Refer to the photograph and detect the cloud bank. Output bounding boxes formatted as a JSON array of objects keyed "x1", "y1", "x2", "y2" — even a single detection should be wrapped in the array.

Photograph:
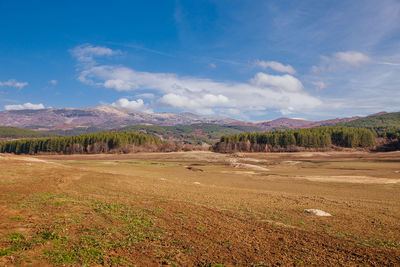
[
  {"x1": 111, "y1": 98, "x2": 153, "y2": 113},
  {"x1": 4, "y1": 103, "x2": 44, "y2": 110},
  {"x1": 71, "y1": 45, "x2": 321, "y2": 117},
  {"x1": 254, "y1": 60, "x2": 296, "y2": 74},
  {"x1": 0, "y1": 79, "x2": 28, "y2": 89},
  {"x1": 334, "y1": 51, "x2": 372, "y2": 66}
]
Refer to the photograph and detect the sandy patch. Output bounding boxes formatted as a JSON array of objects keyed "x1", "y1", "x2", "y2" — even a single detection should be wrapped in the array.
[
  {"x1": 221, "y1": 171, "x2": 257, "y2": 175},
  {"x1": 297, "y1": 175, "x2": 400, "y2": 184},
  {"x1": 227, "y1": 158, "x2": 269, "y2": 171},
  {"x1": 282, "y1": 160, "x2": 301, "y2": 165}
]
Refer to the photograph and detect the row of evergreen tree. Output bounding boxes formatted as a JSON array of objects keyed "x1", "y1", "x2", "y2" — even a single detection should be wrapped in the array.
[
  {"x1": 216, "y1": 127, "x2": 375, "y2": 149},
  {"x1": 0, "y1": 132, "x2": 161, "y2": 154}
]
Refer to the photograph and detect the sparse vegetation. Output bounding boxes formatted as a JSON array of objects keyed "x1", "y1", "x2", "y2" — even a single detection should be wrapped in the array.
[{"x1": 1, "y1": 150, "x2": 400, "y2": 265}]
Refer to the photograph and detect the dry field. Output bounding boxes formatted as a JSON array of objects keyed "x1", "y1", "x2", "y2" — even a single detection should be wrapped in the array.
[{"x1": 1, "y1": 151, "x2": 400, "y2": 266}]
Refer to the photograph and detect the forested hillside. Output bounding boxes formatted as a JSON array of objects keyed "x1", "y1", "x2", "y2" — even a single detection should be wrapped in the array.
[
  {"x1": 214, "y1": 127, "x2": 375, "y2": 152},
  {"x1": 0, "y1": 126, "x2": 57, "y2": 139},
  {"x1": 341, "y1": 112, "x2": 400, "y2": 132},
  {"x1": 0, "y1": 132, "x2": 161, "y2": 154},
  {"x1": 117, "y1": 123, "x2": 264, "y2": 144}
]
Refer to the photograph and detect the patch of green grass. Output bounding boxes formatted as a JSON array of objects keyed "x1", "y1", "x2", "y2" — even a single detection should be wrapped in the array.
[
  {"x1": 361, "y1": 238, "x2": 399, "y2": 248},
  {"x1": 10, "y1": 217, "x2": 23, "y2": 221},
  {"x1": 38, "y1": 230, "x2": 59, "y2": 241},
  {"x1": 294, "y1": 259, "x2": 304, "y2": 265},
  {"x1": 17, "y1": 193, "x2": 75, "y2": 209},
  {"x1": 197, "y1": 225, "x2": 206, "y2": 231},
  {"x1": 44, "y1": 234, "x2": 105, "y2": 265},
  {"x1": 0, "y1": 232, "x2": 33, "y2": 257},
  {"x1": 110, "y1": 256, "x2": 129, "y2": 264},
  {"x1": 9, "y1": 233, "x2": 32, "y2": 250},
  {"x1": 43, "y1": 199, "x2": 161, "y2": 265},
  {"x1": 335, "y1": 231, "x2": 351, "y2": 237},
  {"x1": 0, "y1": 248, "x2": 15, "y2": 256}
]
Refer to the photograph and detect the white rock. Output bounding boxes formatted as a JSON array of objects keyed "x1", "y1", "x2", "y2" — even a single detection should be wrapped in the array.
[
  {"x1": 304, "y1": 209, "x2": 332, "y2": 216},
  {"x1": 160, "y1": 178, "x2": 167, "y2": 181},
  {"x1": 193, "y1": 182, "x2": 201, "y2": 185}
]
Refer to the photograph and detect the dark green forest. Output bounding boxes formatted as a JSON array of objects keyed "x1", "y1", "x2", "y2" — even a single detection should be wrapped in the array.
[
  {"x1": 0, "y1": 126, "x2": 57, "y2": 138},
  {"x1": 341, "y1": 112, "x2": 400, "y2": 134},
  {"x1": 0, "y1": 132, "x2": 161, "y2": 154},
  {"x1": 214, "y1": 127, "x2": 376, "y2": 152}
]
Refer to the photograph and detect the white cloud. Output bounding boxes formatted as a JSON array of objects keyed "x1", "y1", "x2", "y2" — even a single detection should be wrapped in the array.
[
  {"x1": 4, "y1": 103, "x2": 44, "y2": 111},
  {"x1": 209, "y1": 63, "x2": 216, "y2": 69},
  {"x1": 377, "y1": 61, "x2": 400, "y2": 66},
  {"x1": 280, "y1": 107, "x2": 295, "y2": 115},
  {"x1": 83, "y1": 65, "x2": 320, "y2": 116},
  {"x1": 334, "y1": 51, "x2": 372, "y2": 66},
  {"x1": 111, "y1": 98, "x2": 153, "y2": 113},
  {"x1": 70, "y1": 44, "x2": 120, "y2": 64},
  {"x1": 0, "y1": 79, "x2": 28, "y2": 89},
  {"x1": 254, "y1": 60, "x2": 296, "y2": 74},
  {"x1": 73, "y1": 44, "x2": 322, "y2": 117},
  {"x1": 160, "y1": 93, "x2": 229, "y2": 115},
  {"x1": 312, "y1": 51, "x2": 372, "y2": 73},
  {"x1": 49, "y1": 80, "x2": 58, "y2": 85},
  {"x1": 311, "y1": 81, "x2": 327, "y2": 90},
  {"x1": 136, "y1": 93, "x2": 155, "y2": 99},
  {"x1": 250, "y1": 72, "x2": 303, "y2": 92}
]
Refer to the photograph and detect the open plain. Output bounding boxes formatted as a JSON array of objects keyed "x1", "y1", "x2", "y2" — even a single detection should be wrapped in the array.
[{"x1": 1, "y1": 151, "x2": 400, "y2": 266}]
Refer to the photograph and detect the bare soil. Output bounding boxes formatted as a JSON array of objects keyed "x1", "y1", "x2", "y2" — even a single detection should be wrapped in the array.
[{"x1": 1, "y1": 151, "x2": 400, "y2": 266}]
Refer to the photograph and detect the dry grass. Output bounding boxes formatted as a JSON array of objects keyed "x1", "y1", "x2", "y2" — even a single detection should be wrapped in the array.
[{"x1": 0, "y1": 151, "x2": 400, "y2": 265}]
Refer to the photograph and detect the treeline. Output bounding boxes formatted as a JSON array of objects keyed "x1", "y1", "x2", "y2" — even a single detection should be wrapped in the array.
[
  {"x1": 375, "y1": 128, "x2": 400, "y2": 151},
  {"x1": 0, "y1": 126, "x2": 57, "y2": 138},
  {"x1": 0, "y1": 132, "x2": 162, "y2": 155},
  {"x1": 213, "y1": 127, "x2": 376, "y2": 152}
]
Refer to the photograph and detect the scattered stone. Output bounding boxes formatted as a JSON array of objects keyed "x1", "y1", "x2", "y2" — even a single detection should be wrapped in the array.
[
  {"x1": 160, "y1": 178, "x2": 167, "y2": 181},
  {"x1": 304, "y1": 209, "x2": 332, "y2": 216},
  {"x1": 186, "y1": 166, "x2": 204, "y2": 172},
  {"x1": 193, "y1": 182, "x2": 201, "y2": 185}
]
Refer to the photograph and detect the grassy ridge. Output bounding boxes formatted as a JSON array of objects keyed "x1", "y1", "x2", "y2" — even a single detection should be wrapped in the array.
[
  {"x1": 341, "y1": 112, "x2": 400, "y2": 132},
  {"x1": 0, "y1": 126, "x2": 57, "y2": 138}
]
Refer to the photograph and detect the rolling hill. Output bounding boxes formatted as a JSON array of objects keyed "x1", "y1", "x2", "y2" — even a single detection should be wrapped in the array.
[
  {"x1": 0, "y1": 126, "x2": 57, "y2": 140},
  {"x1": 0, "y1": 106, "x2": 238, "y2": 130},
  {"x1": 340, "y1": 112, "x2": 400, "y2": 131},
  {"x1": 116, "y1": 123, "x2": 264, "y2": 144}
]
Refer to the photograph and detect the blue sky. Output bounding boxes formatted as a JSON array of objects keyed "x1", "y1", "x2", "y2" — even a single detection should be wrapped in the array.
[{"x1": 1, "y1": 0, "x2": 400, "y2": 121}]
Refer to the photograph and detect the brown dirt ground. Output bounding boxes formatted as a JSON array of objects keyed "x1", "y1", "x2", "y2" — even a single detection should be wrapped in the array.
[{"x1": 0, "y1": 151, "x2": 400, "y2": 266}]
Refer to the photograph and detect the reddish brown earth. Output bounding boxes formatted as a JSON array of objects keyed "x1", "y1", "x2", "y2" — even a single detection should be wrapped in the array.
[{"x1": 0, "y1": 151, "x2": 399, "y2": 266}]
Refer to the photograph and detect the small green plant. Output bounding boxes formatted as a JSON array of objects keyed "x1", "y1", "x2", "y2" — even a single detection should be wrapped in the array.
[
  {"x1": 294, "y1": 259, "x2": 304, "y2": 265},
  {"x1": 110, "y1": 256, "x2": 129, "y2": 264},
  {"x1": 38, "y1": 230, "x2": 59, "y2": 241},
  {"x1": 197, "y1": 225, "x2": 206, "y2": 231},
  {"x1": 0, "y1": 248, "x2": 14, "y2": 256}
]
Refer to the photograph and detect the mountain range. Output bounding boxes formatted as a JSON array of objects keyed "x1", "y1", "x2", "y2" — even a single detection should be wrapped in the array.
[{"x1": 0, "y1": 106, "x2": 386, "y2": 132}]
